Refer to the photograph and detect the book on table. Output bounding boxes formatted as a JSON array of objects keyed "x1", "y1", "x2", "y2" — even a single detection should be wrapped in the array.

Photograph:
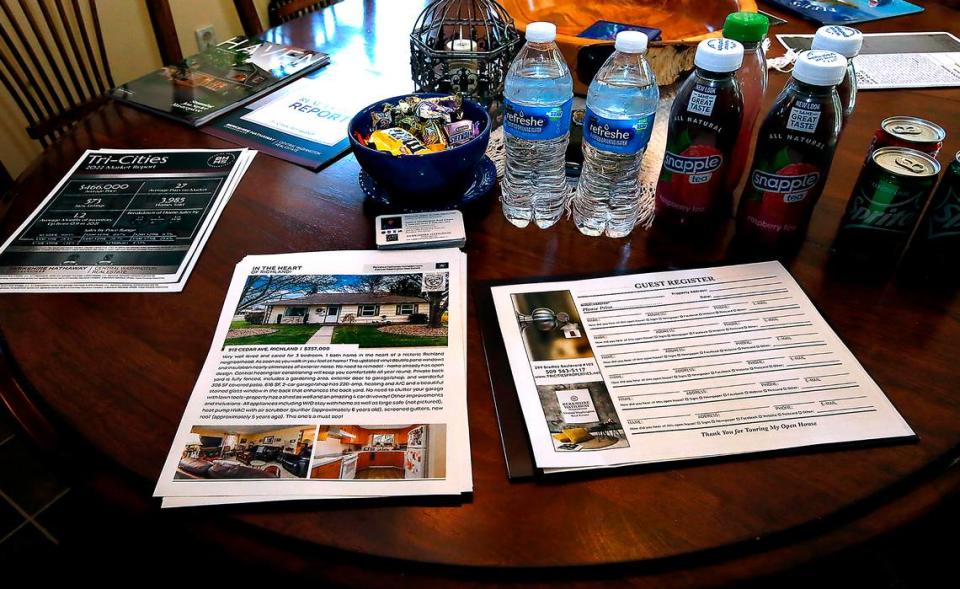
[{"x1": 111, "y1": 36, "x2": 329, "y2": 127}]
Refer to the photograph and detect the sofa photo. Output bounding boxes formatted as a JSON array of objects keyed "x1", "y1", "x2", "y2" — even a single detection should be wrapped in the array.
[{"x1": 175, "y1": 458, "x2": 281, "y2": 479}]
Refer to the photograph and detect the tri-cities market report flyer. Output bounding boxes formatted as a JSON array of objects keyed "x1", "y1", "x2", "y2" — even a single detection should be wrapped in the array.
[{"x1": 0, "y1": 148, "x2": 256, "y2": 292}]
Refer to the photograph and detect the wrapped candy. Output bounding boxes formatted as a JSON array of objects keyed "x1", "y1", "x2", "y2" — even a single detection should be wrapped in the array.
[
  {"x1": 422, "y1": 94, "x2": 462, "y2": 116},
  {"x1": 370, "y1": 110, "x2": 393, "y2": 131},
  {"x1": 415, "y1": 100, "x2": 456, "y2": 123},
  {"x1": 363, "y1": 93, "x2": 476, "y2": 156},
  {"x1": 420, "y1": 119, "x2": 448, "y2": 149},
  {"x1": 369, "y1": 128, "x2": 431, "y2": 156},
  {"x1": 443, "y1": 119, "x2": 479, "y2": 147}
]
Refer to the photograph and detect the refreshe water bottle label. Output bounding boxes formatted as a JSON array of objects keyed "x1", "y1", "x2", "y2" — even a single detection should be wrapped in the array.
[
  {"x1": 786, "y1": 103, "x2": 822, "y2": 133},
  {"x1": 583, "y1": 109, "x2": 655, "y2": 154},
  {"x1": 503, "y1": 98, "x2": 573, "y2": 141}
]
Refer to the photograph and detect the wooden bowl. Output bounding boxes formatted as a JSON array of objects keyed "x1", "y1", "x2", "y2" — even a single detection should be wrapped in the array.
[{"x1": 500, "y1": 0, "x2": 759, "y2": 91}]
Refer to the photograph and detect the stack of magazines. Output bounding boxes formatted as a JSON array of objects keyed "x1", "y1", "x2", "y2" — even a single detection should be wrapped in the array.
[
  {"x1": 112, "y1": 36, "x2": 329, "y2": 126},
  {"x1": 154, "y1": 249, "x2": 471, "y2": 507}
]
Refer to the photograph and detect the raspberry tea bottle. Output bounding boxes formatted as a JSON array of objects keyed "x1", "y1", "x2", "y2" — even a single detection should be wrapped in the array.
[
  {"x1": 722, "y1": 11, "x2": 769, "y2": 195},
  {"x1": 735, "y1": 50, "x2": 847, "y2": 251},
  {"x1": 654, "y1": 38, "x2": 744, "y2": 228}
]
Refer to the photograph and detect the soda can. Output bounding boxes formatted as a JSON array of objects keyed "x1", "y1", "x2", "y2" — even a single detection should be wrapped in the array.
[
  {"x1": 869, "y1": 116, "x2": 946, "y2": 159},
  {"x1": 908, "y1": 150, "x2": 960, "y2": 268},
  {"x1": 834, "y1": 146, "x2": 941, "y2": 263}
]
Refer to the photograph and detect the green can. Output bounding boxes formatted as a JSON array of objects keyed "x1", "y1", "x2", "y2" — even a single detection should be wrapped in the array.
[
  {"x1": 908, "y1": 151, "x2": 960, "y2": 267},
  {"x1": 834, "y1": 146, "x2": 941, "y2": 263}
]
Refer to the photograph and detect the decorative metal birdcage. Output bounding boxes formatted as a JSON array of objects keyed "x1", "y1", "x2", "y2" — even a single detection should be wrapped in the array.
[{"x1": 409, "y1": 0, "x2": 521, "y2": 107}]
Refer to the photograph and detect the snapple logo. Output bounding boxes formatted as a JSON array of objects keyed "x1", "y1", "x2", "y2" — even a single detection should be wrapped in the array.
[
  {"x1": 506, "y1": 110, "x2": 546, "y2": 128},
  {"x1": 752, "y1": 169, "x2": 821, "y2": 194},
  {"x1": 664, "y1": 151, "x2": 723, "y2": 175}
]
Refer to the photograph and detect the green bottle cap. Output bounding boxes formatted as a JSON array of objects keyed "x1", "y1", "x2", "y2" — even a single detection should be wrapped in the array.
[{"x1": 723, "y1": 12, "x2": 769, "y2": 43}]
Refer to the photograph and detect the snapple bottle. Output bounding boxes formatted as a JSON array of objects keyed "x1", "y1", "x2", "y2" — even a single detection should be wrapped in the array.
[
  {"x1": 736, "y1": 50, "x2": 847, "y2": 251},
  {"x1": 722, "y1": 11, "x2": 769, "y2": 194},
  {"x1": 655, "y1": 38, "x2": 744, "y2": 228}
]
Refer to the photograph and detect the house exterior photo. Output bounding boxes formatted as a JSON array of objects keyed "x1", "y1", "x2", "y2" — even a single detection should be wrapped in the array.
[{"x1": 263, "y1": 293, "x2": 429, "y2": 325}]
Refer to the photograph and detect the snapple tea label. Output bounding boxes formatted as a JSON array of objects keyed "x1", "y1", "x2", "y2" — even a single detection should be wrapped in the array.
[
  {"x1": 737, "y1": 50, "x2": 846, "y2": 249},
  {"x1": 503, "y1": 98, "x2": 573, "y2": 141},
  {"x1": 655, "y1": 38, "x2": 744, "y2": 226}
]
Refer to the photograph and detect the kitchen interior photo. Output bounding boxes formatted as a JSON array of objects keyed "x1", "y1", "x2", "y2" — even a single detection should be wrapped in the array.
[{"x1": 309, "y1": 424, "x2": 446, "y2": 480}]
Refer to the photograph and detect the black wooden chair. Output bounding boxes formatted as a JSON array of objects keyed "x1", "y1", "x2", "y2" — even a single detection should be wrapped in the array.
[
  {"x1": 0, "y1": 0, "x2": 120, "y2": 148},
  {"x1": 0, "y1": 0, "x2": 266, "y2": 167},
  {"x1": 267, "y1": 0, "x2": 341, "y2": 27}
]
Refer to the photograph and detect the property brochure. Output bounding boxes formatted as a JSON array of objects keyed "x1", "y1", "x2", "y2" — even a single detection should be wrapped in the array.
[
  {"x1": 154, "y1": 249, "x2": 470, "y2": 505},
  {"x1": 162, "y1": 261, "x2": 467, "y2": 508},
  {"x1": 0, "y1": 148, "x2": 256, "y2": 293},
  {"x1": 489, "y1": 261, "x2": 915, "y2": 472},
  {"x1": 762, "y1": 0, "x2": 923, "y2": 25},
  {"x1": 111, "y1": 36, "x2": 329, "y2": 127},
  {"x1": 205, "y1": 61, "x2": 411, "y2": 170},
  {"x1": 778, "y1": 31, "x2": 960, "y2": 90}
]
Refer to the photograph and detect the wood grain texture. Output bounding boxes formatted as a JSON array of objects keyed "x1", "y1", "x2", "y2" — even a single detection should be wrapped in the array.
[{"x1": 0, "y1": 0, "x2": 958, "y2": 583}]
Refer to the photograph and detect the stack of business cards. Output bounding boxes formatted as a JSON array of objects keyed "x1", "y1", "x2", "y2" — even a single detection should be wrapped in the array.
[{"x1": 375, "y1": 210, "x2": 466, "y2": 250}]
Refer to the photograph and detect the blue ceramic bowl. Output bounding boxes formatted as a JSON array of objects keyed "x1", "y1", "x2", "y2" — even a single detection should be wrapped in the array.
[{"x1": 348, "y1": 93, "x2": 491, "y2": 205}]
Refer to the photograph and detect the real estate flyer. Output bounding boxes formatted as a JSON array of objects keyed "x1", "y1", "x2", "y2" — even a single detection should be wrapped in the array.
[
  {"x1": 204, "y1": 61, "x2": 412, "y2": 170},
  {"x1": 0, "y1": 148, "x2": 256, "y2": 292},
  {"x1": 490, "y1": 261, "x2": 916, "y2": 471},
  {"x1": 154, "y1": 249, "x2": 470, "y2": 504}
]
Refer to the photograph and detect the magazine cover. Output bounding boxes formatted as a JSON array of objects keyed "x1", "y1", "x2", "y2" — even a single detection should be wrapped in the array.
[
  {"x1": 204, "y1": 61, "x2": 411, "y2": 170},
  {"x1": 762, "y1": 0, "x2": 923, "y2": 25},
  {"x1": 111, "y1": 36, "x2": 328, "y2": 126}
]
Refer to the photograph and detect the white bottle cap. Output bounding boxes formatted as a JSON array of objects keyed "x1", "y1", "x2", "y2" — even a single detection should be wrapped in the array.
[
  {"x1": 526, "y1": 22, "x2": 557, "y2": 43},
  {"x1": 812, "y1": 25, "x2": 863, "y2": 58},
  {"x1": 793, "y1": 50, "x2": 847, "y2": 86},
  {"x1": 694, "y1": 38, "x2": 744, "y2": 73},
  {"x1": 614, "y1": 31, "x2": 648, "y2": 53}
]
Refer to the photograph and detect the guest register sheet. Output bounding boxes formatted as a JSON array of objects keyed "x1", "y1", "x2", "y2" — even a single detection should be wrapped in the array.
[{"x1": 491, "y1": 261, "x2": 915, "y2": 471}]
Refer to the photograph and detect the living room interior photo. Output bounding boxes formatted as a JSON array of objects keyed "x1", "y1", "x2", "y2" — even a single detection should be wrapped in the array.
[{"x1": 175, "y1": 425, "x2": 317, "y2": 479}]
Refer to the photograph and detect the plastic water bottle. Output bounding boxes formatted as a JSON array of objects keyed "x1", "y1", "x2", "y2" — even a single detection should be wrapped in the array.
[
  {"x1": 572, "y1": 31, "x2": 659, "y2": 237},
  {"x1": 501, "y1": 22, "x2": 574, "y2": 229},
  {"x1": 812, "y1": 25, "x2": 862, "y2": 124}
]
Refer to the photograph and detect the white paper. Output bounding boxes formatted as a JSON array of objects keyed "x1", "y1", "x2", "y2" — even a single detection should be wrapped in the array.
[
  {"x1": 853, "y1": 52, "x2": 960, "y2": 89},
  {"x1": 777, "y1": 32, "x2": 960, "y2": 90},
  {"x1": 241, "y1": 63, "x2": 395, "y2": 146},
  {"x1": 154, "y1": 249, "x2": 470, "y2": 503},
  {"x1": 491, "y1": 261, "x2": 915, "y2": 471}
]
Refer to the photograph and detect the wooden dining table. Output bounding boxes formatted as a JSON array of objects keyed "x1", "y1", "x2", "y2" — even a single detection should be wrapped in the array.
[{"x1": 1, "y1": 0, "x2": 958, "y2": 585}]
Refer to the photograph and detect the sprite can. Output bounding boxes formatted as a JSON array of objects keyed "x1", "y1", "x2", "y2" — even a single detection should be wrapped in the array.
[
  {"x1": 833, "y1": 146, "x2": 940, "y2": 264},
  {"x1": 907, "y1": 151, "x2": 960, "y2": 270}
]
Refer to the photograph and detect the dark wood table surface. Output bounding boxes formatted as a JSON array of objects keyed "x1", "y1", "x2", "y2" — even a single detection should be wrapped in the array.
[{"x1": 1, "y1": 0, "x2": 959, "y2": 585}]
